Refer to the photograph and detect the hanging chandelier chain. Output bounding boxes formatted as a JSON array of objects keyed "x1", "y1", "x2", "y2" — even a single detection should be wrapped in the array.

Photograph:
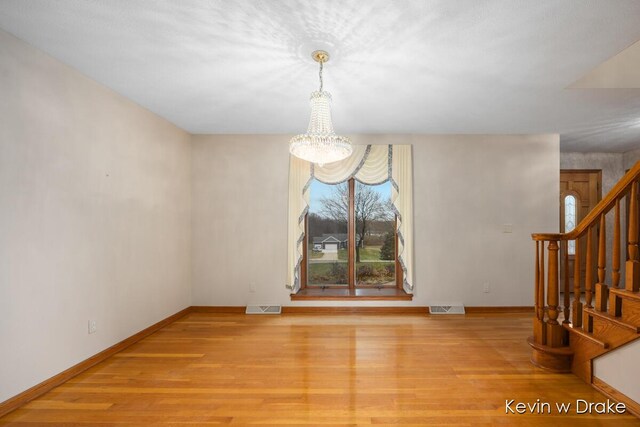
[{"x1": 319, "y1": 59, "x2": 324, "y2": 92}]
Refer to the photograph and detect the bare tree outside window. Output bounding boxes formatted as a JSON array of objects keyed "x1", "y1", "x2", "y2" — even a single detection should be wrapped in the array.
[{"x1": 319, "y1": 182, "x2": 392, "y2": 263}]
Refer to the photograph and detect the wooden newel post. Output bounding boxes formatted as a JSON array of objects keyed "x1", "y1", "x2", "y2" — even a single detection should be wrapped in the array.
[
  {"x1": 595, "y1": 213, "x2": 608, "y2": 312},
  {"x1": 627, "y1": 181, "x2": 640, "y2": 292},
  {"x1": 547, "y1": 241, "x2": 560, "y2": 324},
  {"x1": 546, "y1": 241, "x2": 565, "y2": 347}
]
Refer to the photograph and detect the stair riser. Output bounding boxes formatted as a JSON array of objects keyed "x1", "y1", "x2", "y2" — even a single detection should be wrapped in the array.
[
  {"x1": 570, "y1": 332, "x2": 607, "y2": 365},
  {"x1": 568, "y1": 332, "x2": 607, "y2": 383},
  {"x1": 620, "y1": 298, "x2": 640, "y2": 326}
]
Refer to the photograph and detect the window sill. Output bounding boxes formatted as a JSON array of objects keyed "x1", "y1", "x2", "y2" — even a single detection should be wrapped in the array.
[{"x1": 290, "y1": 288, "x2": 413, "y2": 301}]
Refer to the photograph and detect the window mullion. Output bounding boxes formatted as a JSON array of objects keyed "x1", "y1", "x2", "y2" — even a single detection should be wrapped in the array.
[{"x1": 348, "y1": 178, "x2": 355, "y2": 291}]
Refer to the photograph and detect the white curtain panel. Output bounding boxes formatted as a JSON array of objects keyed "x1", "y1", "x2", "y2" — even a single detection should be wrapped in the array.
[
  {"x1": 287, "y1": 144, "x2": 414, "y2": 293},
  {"x1": 286, "y1": 155, "x2": 311, "y2": 294},
  {"x1": 391, "y1": 145, "x2": 414, "y2": 293}
]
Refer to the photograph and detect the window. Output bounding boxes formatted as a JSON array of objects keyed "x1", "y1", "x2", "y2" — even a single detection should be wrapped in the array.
[
  {"x1": 307, "y1": 180, "x2": 349, "y2": 286},
  {"x1": 287, "y1": 144, "x2": 413, "y2": 297},
  {"x1": 303, "y1": 177, "x2": 398, "y2": 289},
  {"x1": 564, "y1": 194, "x2": 577, "y2": 255},
  {"x1": 355, "y1": 181, "x2": 396, "y2": 286}
]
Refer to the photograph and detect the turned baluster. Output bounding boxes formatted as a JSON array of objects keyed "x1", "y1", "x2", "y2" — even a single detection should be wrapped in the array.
[
  {"x1": 597, "y1": 213, "x2": 606, "y2": 284},
  {"x1": 609, "y1": 199, "x2": 622, "y2": 316},
  {"x1": 585, "y1": 226, "x2": 594, "y2": 309},
  {"x1": 612, "y1": 199, "x2": 621, "y2": 288},
  {"x1": 572, "y1": 235, "x2": 582, "y2": 326},
  {"x1": 627, "y1": 181, "x2": 640, "y2": 292},
  {"x1": 563, "y1": 240, "x2": 570, "y2": 323},
  {"x1": 595, "y1": 213, "x2": 608, "y2": 312}
]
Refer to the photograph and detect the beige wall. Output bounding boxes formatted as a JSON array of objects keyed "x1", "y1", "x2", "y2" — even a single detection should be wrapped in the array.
[
  {"x1": 191, "y1": 134, "x2": 559, "y2": 308},
  {"x1": 624, "y1": 148, "x2": 640, "y2": 170},
  {"x1": 0, "y1": 30, "x2": 191, "y2": 402},
  {"x1": 560, "y1": 152, "x2": 624, "y2": 198}
]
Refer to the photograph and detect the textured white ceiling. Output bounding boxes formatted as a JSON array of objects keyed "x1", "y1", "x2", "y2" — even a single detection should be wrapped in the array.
[{"x1": 1, "y1": 0, "x2": 640, "y2": 151}]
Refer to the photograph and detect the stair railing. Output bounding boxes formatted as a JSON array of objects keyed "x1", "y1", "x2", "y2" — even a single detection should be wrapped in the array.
[{"x1": 530, "y1": 161, "x2": 640, "y2": 370}]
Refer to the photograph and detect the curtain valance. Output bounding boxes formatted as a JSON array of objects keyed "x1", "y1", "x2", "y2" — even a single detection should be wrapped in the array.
[
  {"x1": 287, "y1": 144, "x2": 414, "y2": 294},
  {"x1": 312, "y1": 144, "x2": 390, "y2": 185}
]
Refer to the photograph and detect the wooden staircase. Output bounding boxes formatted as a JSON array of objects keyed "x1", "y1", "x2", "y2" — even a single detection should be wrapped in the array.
[{"x1": 529, "y1": 161, "x2": 640, "y2": 411}]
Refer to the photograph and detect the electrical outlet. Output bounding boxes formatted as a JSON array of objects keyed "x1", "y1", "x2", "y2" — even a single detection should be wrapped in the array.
[
  {"x1": 483, "y1": 283, "x2": 490, "y2": 293},
  {"x1": 88, "y1": 320, "x2": 97, "y2": 334},
  {"x1": 249, "y1": 282, "x2": 256, "y2": 293}
]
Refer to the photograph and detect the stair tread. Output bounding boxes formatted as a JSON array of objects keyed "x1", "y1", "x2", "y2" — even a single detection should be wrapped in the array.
[
  {"x1": 563, "y1": 323, "x2": 609, "y2": 348},
  {"x1": 610, "y1": 287, "x2": 640, "y2": 301},
  {"x1": 584, "y1": 307, "x2": 640, "y2": 333}
]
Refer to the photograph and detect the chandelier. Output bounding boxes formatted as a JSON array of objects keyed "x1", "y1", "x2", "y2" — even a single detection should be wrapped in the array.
[{"x1": 289, "y1": 50, "x2": 352, "y2": 166}]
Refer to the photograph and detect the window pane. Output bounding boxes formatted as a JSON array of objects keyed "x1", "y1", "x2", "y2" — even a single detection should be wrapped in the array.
[
  {"x1": 307, "y1": 179, "x2": 348, "y2": 286},
  {"x1": 565, "y1": 195, "x2": 577, "y2": 255},
  {"x1": 354, "y1": 181, "x2": 396, "y2": 287}
]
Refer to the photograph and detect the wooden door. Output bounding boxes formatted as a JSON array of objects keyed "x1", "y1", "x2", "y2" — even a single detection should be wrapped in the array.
[{"x1": 560, "y1": 170, "x2": 601, "y2": 290}]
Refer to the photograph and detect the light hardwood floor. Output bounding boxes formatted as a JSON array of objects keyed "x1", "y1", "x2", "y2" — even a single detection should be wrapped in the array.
[{"x1": 1, "y1": 312, "x2": 639, "y2": 426}]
